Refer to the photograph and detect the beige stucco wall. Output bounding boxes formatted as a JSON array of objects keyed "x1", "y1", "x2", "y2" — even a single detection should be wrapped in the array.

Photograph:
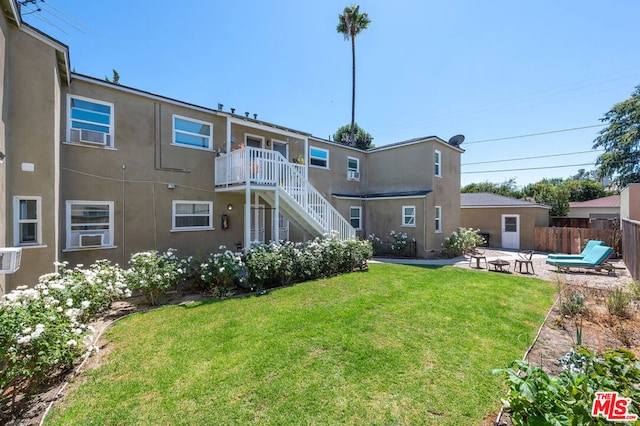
[
  {"x1": 621, "y1": 184, "x2": 640, "y2": 221},
  {"x1": 461, "y1": 207, "x2": 549, "y2": 250},
  {"x1": 306, "y1": 138, "x2": 365, "y2": 197},
  {"x1": 0, "y1": 9, "x2": 7, "y2": 294},
  {"x1": 3, "y1": 25, "x2": 62, "y2": 292},
  {"x1": 566, "y1": 206, "x2": 619, "y2": 219}
]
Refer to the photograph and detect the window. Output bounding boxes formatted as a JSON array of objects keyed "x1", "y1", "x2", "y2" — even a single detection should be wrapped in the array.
[
  {"x1": 402, "y1": 206, "x2": 416, "y2": 227},
  {"x1": 14, "y1": 196, "x2": 42, "y2": 246},
  {"x1": 66, "y1": 201, "x2": 114, "y2": 249},
  {"x1": 272, "y1": 140, "x2": 288, "y2": 159},
  {"x1": 435, "y1": 205, "x2": 442, "y2": 233},
  {"x1": 309, "y1": 147, "x2": 329, "y2": 169},
  {"x1": 245, "y1": 134, "x2": 264, "y2": 148},
  {"x1": 173, "y1": 115, "x2": 213, "y2": 150},
  {"x1": 349, "y1": 206, "x2": 362, "y2": 230},
  {"x1": 347, "y1": 157, "x2": 360, "y2": 180},
  {"x1": 172, "y1": 201, "x2": 213, "y2": 231},
  {"x1": 68, "y1": 95, "x2": 113, "y2": 147},
  {"x1": 434, "y1": 149, "x2": 441, "y2": 177}
]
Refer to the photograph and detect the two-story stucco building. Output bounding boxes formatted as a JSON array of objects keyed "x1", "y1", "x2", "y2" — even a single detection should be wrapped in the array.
[{"x1": 0, "y1": 0, "x2": 463, "y2": 294}]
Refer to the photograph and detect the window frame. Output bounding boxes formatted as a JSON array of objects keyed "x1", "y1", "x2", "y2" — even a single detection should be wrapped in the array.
[
  {"x1": 65, "y1": 200, "x2": 115, "y2": 250},
  {"x1": 13, "y1": 196, "x2": 42, "y2": 246},
  {"x1": 402, "y1": 205, "x2": 416, "y2": 227},
  {"x1": 349, "y1": 206, "x2": 362, "y2": 230},
  {"x1": 347, "y1": 156, "x2": 360, "y2": 181},
  {"x1": 172, "y1": 114, "x2": 214, "y2": 151},
  {"x1": 245, "y1": 134, "x2": 265, "y2": 149},
  {"x1": 435, "y1": 205, "x2": 442, "y2": 233},
  {"x1": 434, "y1": 149, "x2": 442, "y2": 177},
  {"x1": 172, "y1": 200, "x2": 214, "y2": 231},
  {"x1": 67, "y1": 95, "x2": 115, "y2": 149},
  {"x1": 309, "y1": 146, "x2": 329, "y2": 169}
]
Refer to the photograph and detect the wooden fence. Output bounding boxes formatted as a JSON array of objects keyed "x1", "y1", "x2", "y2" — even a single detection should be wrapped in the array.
[
  {"x1": 534, "y1": 227, "x2": 622, "y2": 258},
  {"x1": 621, "y1": 218, "x2": 640, "y2": 280}
]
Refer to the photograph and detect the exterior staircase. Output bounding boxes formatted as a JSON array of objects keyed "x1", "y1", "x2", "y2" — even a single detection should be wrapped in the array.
[{"x1": 215, "y1": 147, "x2": 355, "y2": 240}]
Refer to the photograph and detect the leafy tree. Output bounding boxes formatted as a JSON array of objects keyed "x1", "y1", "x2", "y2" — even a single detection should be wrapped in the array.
[
  {"x1": 529, "y1": 183, "x2": 569, "y2": 216},
  {"x1": 593, "y1": 85, "x2": 640, "y2": 187},
  {"x1": 336, "y1": 5, "x2": 371, "y2": 146},
  {"x1": 461, "y1": 178, "x2": 521, "y2": 198},
  {"x1": 563, "y1": 179, "x2": 607, "y2": 202},
  {"x1": 105, "y1": 69, "x2": 120, "y2": 84},
  {"x1": 333, "y1": 123, "x2": 374, "y2": 150}
]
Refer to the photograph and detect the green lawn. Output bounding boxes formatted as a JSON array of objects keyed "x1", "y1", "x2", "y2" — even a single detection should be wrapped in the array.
[{"x1": 46, "y1": 263, "x2": 556, "y2": 425}]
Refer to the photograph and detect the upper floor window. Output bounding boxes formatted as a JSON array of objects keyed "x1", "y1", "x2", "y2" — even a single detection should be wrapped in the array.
[
  {"x1": 173, "y1": 115, "x2": 213, "y2": 150},
  {"x1": 14, "y1": 196, "x2": 42, "y2": 246},
  {"x1": 434, "y1": 149, "x2": 442, "y2": 177},
  {"x1": 402, "y1": 205, "x2": 416, "y2": 227},
  {"x1": 435, "y1": 205, "x2": 442, "y2": 233},
  {"x1": 66, "y1": 201, "x2": 114, "y2": 249},
  {"x1": 309, "y1": 147, "x2": 329, "y2": 169},
  {"x1": 349, "y1": 206, "x2": 362, "y2": 230},
  {"x1": 347, "y1": 157, "x2": 360, "y2": 180},
  {"x1": 172, "y1": 201, "x2": 213, "y2": 231},
  {"x1": 68, "y1": 95, "x2": 114, "y2": 148}
]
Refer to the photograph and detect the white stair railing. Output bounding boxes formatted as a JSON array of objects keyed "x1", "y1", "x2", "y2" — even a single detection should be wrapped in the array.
[{"x1": 215, "y1": 148, "x2": 355, "y2": 239}]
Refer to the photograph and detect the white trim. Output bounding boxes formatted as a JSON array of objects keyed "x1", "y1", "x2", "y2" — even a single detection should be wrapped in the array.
[
  {"x1": 172, "y1": 114, "x2": 214, "y2": 151},
  {"x1": 435, "y1": 205, "x2": 442, "y2": 233},
  {"x1": 309, "y1": 146, "x2": 329, "y2": 169},
  {"x1": 272, "y1": 139, "x2": 289, "y2": 160},
  {"x1": 65, "y1": 200, "x2": 115, "y2": 250},
  {"x1": 245, "y1": 133, "x2": 265, "y2": 149},
  {"x1": 402, "y1": 205, "x2": 417, "y2": 227},
  {"x1": 349, "y1": 206, "x2": 362, "y2": 230},
  {"x1": 368, "y1": 136, "x2": 464, "y2": 154},
  {"x1": 347, "y1": 156, "x2": 360, "y2": 181},
  {"x1": 66, "y1": 94, "x2": 115, "y2": 148},
  {"x1": 171, "y1": 200, "x2": 214, "y2": 231},
  {"x1": 434, "y1": 149, "x2": 442, "y2": 178},
  {"x1": 13, "y1": 196, "x2": 43, "y2": 246},
  {"x1": 461, "y1": 205, "x2": 550, "y2": 209},
  {"x1": 332, "y1": 194, "x2": 428, "y2": 201}
]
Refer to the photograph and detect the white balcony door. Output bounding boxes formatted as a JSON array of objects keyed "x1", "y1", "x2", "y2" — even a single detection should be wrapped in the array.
[
  {"x1": 272, "y1": 211, "x2": 289, "y2": 242},
  {"x1": 501, "y1": 214, "x2": 520, "y2": 249},
  {"x1": 273, "y1": 140, "x2": 288, "y2": 160}
]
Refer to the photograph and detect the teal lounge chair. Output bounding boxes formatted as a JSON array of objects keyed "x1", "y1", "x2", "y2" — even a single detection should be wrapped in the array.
[
  {"x1": 546, "y1": 245, "x2": 614, "y2": 274},
  {"x1": 547, "y1": 240, "x2": 604, "y2": 260}
]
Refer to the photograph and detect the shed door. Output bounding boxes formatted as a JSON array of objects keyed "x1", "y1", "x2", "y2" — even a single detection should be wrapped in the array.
[{"x1": 501, "y1": 214, "x2": 520, "y2": 249}]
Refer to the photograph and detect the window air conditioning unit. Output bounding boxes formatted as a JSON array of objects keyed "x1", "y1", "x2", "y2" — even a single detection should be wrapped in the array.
[
  {"x1": 79, "y1": 234, "x2": 104, "y2": 247},
  {"x1": 71, "y1": 128, "x2": 107, "y2": 146},
  {"x1": 0, "y1": 248, "x2": 22, "y2": 274},
  {"x1": 348, "y1": 170, "x2": 360, "y2": 180}
]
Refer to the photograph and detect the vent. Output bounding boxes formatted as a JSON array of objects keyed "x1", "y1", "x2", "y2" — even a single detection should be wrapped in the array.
[
  {"x1": 71, "y1": 129, "x2": 108, "y2": 146},
  {"x1": 0, "y1": 248, "x2": 22, "y2": 274},
  {"x1": 79, "y1": 234, "x2": 104, "y2": 247}
]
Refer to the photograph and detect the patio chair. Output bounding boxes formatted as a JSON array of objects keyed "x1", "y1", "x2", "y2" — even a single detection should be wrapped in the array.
[
  {"x1": 547, "y1": 240, "x2": 604, "y2": 260},
  {"x1": 465, "y1": 246, "x2": 487, "y2": 269},
  {"x1": 514, "y1": 250, "x2": 535, "y2": 274},
  {"x1": 545, "y1": 245, "x2": 614, "y2": 275}
]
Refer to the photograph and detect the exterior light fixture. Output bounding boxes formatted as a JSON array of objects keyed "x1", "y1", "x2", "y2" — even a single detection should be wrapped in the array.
[{"x1": 227, "y1": 203, "x2": 233, "y2": 211}]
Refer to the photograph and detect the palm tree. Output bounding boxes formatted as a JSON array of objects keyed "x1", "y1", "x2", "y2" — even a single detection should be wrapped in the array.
[{"x1": 337, "y1": 5, "x2": 371, "y2": 146}]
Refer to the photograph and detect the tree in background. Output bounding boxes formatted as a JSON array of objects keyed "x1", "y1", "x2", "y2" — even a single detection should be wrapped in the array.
[
  {"x1": 333, "y1": 123, "x2": 374, "y2": 150},
  {"x1": 527, "y1": 183, "x2": 570, "y2": 217},
  {"x1": 105, "y1": 69, "x2": 120, "y2": 84},
  {"x1": 593, "y1": 85, "x2": 640, "y2": 188},
  {"x1": 562, "y1": 179, "x2": 607, "y2": 202},
  {"x1": 461, "y1": 178, "x2": 521, "y2": 198},
  {"x1": 336, "y1": 5, "x2": 371, "y2": 146}
]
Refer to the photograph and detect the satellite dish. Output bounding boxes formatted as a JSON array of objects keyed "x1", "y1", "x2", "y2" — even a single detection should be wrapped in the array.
[{"x1": 448, "y1": 134, "x2": 465, "y2": 147}]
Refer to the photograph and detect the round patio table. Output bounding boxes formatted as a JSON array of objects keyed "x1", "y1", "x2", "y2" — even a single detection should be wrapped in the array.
[{"x1": 488, "y1": 259, "x2": 510, "y2": 272}]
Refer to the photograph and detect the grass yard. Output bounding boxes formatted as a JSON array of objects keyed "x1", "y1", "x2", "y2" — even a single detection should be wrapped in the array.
[{"x1": 46, "y1": 263, "x2": 556, "y2": 425}]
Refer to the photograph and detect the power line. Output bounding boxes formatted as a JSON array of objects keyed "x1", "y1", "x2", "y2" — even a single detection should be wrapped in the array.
[
  {"x1": 462, "y1": 162, "x2": 595, "y2": 174},
  {"x1": 462, "y1": 149, "x2": 603, "y2": 166},
  {"x1": 464, "y1": 124, "x2": 606, "y2": 145}
]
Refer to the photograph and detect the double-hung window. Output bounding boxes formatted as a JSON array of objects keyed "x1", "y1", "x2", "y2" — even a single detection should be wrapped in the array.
[
  {"x1": 14, "y1": 196, "x2": 42, "y2": 246},
  {"x1": 402, "y1": 206, "x2": 416, "y2": 227},
  {"x1": 172, "y1": 201, "x2": 213, "y2": 231},
  {"x1": 435, "y1": 205, "x2": 442, "y2": 233},
  {"x1": 434, "y1": 149, "x2": 442, "y2": 177},
  {"x1": 66, "y1": 201, "x2": 114, "y2": 249},
  {"x1": 309, "y1": 147, "x2": 329, "y2": 169},
  {"x1": 349, "y1": 206, "x2": 362, "y2": 230},
  {"x1": 68, "y1": 95, "x2": 114, "y2": 148},
  {"x1": 347, "y1": 157, "x2": 360, "y2": 180},
  {"x1": 173, "y1": 115, "x2": 213, "y2": 150}
]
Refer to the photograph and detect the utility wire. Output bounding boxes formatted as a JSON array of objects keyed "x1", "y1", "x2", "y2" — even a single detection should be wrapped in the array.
[
  {"x1": 462, "y1": 162, "x2": 595, "y2": 174},
  {"x1": 464, "y1": 124, "x2": 606, "y2": 145},
  {"x1": 462, "y1": 150, "x2": 603, "y2": 166}
]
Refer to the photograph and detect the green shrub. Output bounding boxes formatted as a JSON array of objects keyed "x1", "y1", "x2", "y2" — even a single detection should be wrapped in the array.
[
  {"x1": 198, "y1": 247, "x2": 246, "y2": 289},
  {"x1": 442, "y1": 227, "x2": 485, "y2": 258},
  {"x1": 126, "y1": 249, "x2": 181, "y2": 305},
  {"x1": 494, "y1": 348, "x2": 640, "y2": 425},
  {"x1": 606, "y1": 288, "x2": 631, "y2": 319},
  {"x1": 558, "y1": 290, "x2": 589, "y2": 318}
]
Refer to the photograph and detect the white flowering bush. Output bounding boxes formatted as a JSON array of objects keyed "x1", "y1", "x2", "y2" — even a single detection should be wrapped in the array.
[
  {"x1": 389, "y1": 230, "x2": 409, "y2": 256},
  {"x1": 198, "y1": 246, "x2": 246, "y2": 289},
  {"x1": 367, "y1": 234, "x2": 382, "y2": 256},
  {"x1": 246, "y1": 235, "x2": 372, "y2": 289},
  {"x1": 0, "y1": 260, "x2": 131, "y2": 412},
  {"x1": 442, "y1": 227, "x2": 485, "y2": 258},
  {"x1": 126, "y1": 249, "x2": 181, "y2": 306}
]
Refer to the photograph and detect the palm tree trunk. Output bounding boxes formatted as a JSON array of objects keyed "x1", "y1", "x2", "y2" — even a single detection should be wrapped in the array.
[{"x1": 350, "y1": 34, "x2": 356, "y2": 146}]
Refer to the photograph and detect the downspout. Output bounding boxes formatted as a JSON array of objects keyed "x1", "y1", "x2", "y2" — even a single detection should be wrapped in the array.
[
  {"x1": 423, "y1": 196, "x2": 428, "y2": 254},
  {"x1": 122, "y1": 164, "x2": 126, "y2": 266}
]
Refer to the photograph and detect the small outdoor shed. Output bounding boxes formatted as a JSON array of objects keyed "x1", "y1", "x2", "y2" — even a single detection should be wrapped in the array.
[{"x1": 460, "y1": 193, "x2": 550, "y2": 250}]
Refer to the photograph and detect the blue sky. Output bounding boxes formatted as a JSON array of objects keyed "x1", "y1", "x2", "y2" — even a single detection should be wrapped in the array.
[{"x1": 21, "y1": 0, "x2": 640, "y2": 187}]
